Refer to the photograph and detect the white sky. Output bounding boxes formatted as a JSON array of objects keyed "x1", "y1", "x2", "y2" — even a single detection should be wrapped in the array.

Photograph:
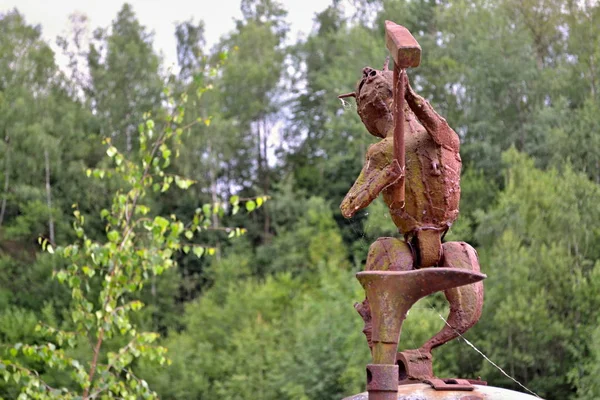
[
  {"x1": 0, "y1": 0, "x2": 335, "y2": 167},
  {"x1": 0, "y1": 0, "x2": 330, "y2": 70}
]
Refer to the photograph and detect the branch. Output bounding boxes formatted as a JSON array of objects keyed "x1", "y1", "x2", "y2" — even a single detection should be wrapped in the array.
[
  {"x1": 83, "y1": 111, "x2": 200, "y2": 399},
  {"x1": 2, "y1": 362, "x2": 61, "y2": 394}
]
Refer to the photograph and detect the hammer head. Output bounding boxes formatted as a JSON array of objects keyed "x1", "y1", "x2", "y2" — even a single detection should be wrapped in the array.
[{"x1": 385, "y1": 21, "x2": 421, "y2": 69}]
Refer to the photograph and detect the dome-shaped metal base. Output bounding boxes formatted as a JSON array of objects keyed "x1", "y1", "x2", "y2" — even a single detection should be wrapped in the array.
[{"x1": 343, "y1": 383, "x2": 542, "y2": 400}]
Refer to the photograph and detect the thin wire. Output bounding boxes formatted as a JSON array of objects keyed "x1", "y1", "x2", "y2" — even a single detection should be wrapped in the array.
[
  {"x1": 419, "y1": 297, "x2": 477, "y2": 373},
  {"x1": 436, "y1": 313, "x2": 542, "y2": 398},
  {"x1": 399, "y1": 305, "x2": 424, "y2": 354}
]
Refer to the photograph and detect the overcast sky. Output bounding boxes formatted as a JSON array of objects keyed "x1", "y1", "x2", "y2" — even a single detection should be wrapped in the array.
[{"x1": 0, "y1": 0, "x2": 330, "y2": 70}]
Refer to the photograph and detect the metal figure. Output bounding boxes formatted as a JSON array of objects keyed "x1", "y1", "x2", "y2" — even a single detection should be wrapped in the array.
[{"x1": 338, "y1": 21, "x2": 485, "y2": 393}]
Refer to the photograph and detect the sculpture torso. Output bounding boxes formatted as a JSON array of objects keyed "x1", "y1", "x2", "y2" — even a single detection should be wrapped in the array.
[
  {"x1": 350, "y1": 100, "x2": 461, "y2": 237},
  {"x1": 340, "y1": 65, "x2": 463, "y2": 265},
  {"x1": 383, "y1": 106, "x2": 461, "y2": 235}
]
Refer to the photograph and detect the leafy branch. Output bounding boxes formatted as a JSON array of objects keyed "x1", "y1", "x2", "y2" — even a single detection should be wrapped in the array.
[{"x1": 1, "y1": 55, "x2": 269, "y2": 399}]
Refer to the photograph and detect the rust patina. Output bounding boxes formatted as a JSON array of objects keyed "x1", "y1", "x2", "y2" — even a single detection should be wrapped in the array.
[{"x1": 338, "y1": 21, "x2": 486, "y2": 399}]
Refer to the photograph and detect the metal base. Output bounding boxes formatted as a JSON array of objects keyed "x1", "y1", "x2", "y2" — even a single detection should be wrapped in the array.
[{"x1": 342, "y1": 383, "x2": 544, "y2": 400}]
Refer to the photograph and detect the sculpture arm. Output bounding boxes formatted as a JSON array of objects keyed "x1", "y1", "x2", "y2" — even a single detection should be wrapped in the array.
[
  {"x1": 404, "y1": 79, "x2": 460, "y2": 153},
  {"x1": 340, "y1": 141, "x2": 402, "y2": 218}
]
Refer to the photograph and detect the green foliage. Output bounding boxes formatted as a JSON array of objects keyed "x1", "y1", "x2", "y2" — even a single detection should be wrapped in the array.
[
  {"x1": 2, "y1": 1, "x2": 600, "y2": 399},
  {"x1": 473, "y1": 149, "x2": 600, "y2": 398},
  {"x1": 542, "y1": 97, "x2": 600, "y2": 183},
  {"x1": 0, "y1": 58, "x2": 265, "y2": 397},
  {"x1": 363, "y1": 197, "x2": 399, "y2": 240},
  {"x1": 0, "y1": 10, "x2": 93, "y2": 245},
  {"x1": 576, "y1": 320, "x2": 600, "y2": 400},
  {"x1": 255, "y1": 196, "x2": 348, "y2": 276},
  {"x1": 142, "y1": 261, "x2": 368, "y2": 400},
  {"x1": 445, "y1": 166, "x2": 500, "y2": 244}
]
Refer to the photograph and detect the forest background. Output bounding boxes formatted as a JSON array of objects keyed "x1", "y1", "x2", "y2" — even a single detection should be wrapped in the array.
[{"x1": 0, "y1": 0, "x2": 600, "y2": 399}]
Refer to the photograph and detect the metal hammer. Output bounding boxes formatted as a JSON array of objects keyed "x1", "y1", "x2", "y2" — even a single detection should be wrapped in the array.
[{"x1": 384, "y1": 21, "x2": 421, "y2": 207}]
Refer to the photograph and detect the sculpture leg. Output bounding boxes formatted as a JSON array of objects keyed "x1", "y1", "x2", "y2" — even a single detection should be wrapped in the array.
[
  {"x1": 414, "y1": 229, "x2": 443, "y2": 268},
  {"x1": 420, "y1": 241, "x2": 484, "y2": 354},
  {"x1": 356, "y1": 237, "x2": 414, "y2": 349}
]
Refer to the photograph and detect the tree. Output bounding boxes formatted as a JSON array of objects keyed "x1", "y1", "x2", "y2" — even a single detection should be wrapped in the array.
[
  {"x1": 0, "y1": 10, "x2": 98, "y2": 247},
  {"x1": 0, "y1": 73, "x2": 264, "y2": 398},
  {"x1": 217, "y1": 0, "x2": 289, "y2": 241},
  {"x1": 564, "y1": 1, "x2": 600, "y2": 101},
  {"x1": 471, "y1": 149, "x2": 600, "y2": 398},
  {"x1": 174, "y1": 19, "x2": 206, "y2": 84},
  {"x1": 87, "y1": 3, "x2": 163, "y2": 154}
]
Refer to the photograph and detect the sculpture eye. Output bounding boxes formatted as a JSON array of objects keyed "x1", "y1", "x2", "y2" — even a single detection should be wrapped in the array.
[{"x1": 357, "y1": 68, "x2": 378, "y2": 97}]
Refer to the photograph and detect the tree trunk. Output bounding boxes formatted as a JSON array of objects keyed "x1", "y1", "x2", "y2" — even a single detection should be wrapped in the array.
[
  {"x1": 208, "y1": 139, "x2": 221, "y2": 261},
  {"x1": 126, "y1": 128, "x2": 132, "y2": 154},
  {"x1": 590, "y1": 54, "x2": 597, "y2": 99},
  {"x1": 0, "y1": 134, "x2": 10, "y2": 228},
  {"x1": 256, "y1": 122, "x2": 264, "y2": 186},
  {"x1": 44, "y1": 150, "x2": 55, "y2": 244},
  {"x1": 261, "y1": 118, "x2": 270, "y2": 242}
]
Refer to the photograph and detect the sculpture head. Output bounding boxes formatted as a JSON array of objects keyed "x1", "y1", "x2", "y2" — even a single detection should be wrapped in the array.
[{"x1": 340, "y1": 59, "x2": 394, "y2": 139}]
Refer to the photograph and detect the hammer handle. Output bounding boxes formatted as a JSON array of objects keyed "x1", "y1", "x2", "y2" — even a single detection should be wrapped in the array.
[{"x1": 393, "y1": 66, "x2": 406, "y2": 207}]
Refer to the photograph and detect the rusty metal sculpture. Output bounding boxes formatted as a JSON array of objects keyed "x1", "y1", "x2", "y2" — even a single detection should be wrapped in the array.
[{"x1": 339, "y1": 21, "x2": 487, "y2": 400}]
